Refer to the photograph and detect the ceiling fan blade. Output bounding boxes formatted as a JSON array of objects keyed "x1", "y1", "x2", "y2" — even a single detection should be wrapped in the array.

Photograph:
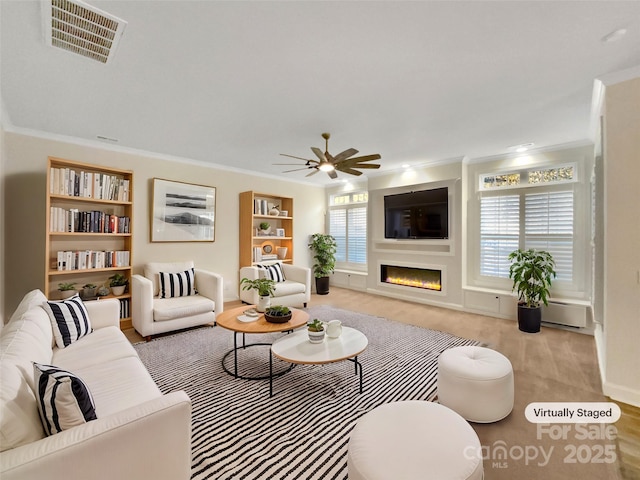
[
  {"x1": 327, "y1": 169, "x2": 338, "y2": 179},
  {"x1": 279, "y1": 153, "x2": 319, "y2": 163},
  {"x1": 311, "y1": 147, "x2": 327, "y2": 163},
  {"x1": 333, "y1": 148, "x2": 359, "y2": 162},
  {"x1": 306, "y1": 169, "x2": 320, "y2": 177},
  {"x1": 341, "y1": 153, "x2": 381, "y2": 164},
  {"x1": 338, "y1": 167, "x2": 363, "y2": 176},
  {"x1": 324, "y1": 151, "x2": 336, "y2": 164},
  {"x1": 274, "y1": 163, "x2": 311, "y2": 166},
  {"x1": 282, "y1": 167, "x2": 314, "y2": 173},
  {"x1": 348, "y1": 163, "x2": 381, "y2": 169}
]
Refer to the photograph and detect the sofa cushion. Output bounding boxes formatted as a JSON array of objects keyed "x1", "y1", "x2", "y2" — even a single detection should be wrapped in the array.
[
  {"x1": 33, "y1": 363, "x2": 97, "y2": 436},
  {"x1": 71, "y1": 356, "x2": 161, "y2": 417},
  {"x1": 53, "y1": 327, "x2": 138, "y2": 371},
  {"x1": 159, "y1": 268, "x2": 196, "y2": 298},
  {"x1": 273, "y1": 279, "x2": 306, "y2": 297},
  {"x1": 42, "y1": 295, "x2": 92, "y2": 349},
  {"x1": 0, "y1": 309, "x2": 55, "y2": 452},
  {"x1": 152, "y1": 294, "x2": 215, "y2": 322}
]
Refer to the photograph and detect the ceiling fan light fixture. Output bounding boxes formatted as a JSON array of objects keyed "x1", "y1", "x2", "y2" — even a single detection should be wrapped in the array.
[{"x1": 318, "y1": 162, "x2": 335, "y2": 172}]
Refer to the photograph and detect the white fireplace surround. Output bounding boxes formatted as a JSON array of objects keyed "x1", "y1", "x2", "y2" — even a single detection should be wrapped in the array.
[{"x1": 377, "y1": 260, "x2": 447, "y2": 296}]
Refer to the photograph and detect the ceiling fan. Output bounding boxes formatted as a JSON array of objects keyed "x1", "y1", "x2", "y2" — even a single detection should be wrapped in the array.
[{"x1": 276, "y1": 133, "x2": 381, "y2": 179}]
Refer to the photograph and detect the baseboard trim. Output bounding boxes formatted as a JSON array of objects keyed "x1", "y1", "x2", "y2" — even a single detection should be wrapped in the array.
[{"x1": 603, "y1": 381, "x2": 640, "y2": 408}]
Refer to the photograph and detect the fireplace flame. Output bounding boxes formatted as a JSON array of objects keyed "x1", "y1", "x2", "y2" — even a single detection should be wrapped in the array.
[{"x1": 386, "y1": 276, "x2": 442, "y2": 291}]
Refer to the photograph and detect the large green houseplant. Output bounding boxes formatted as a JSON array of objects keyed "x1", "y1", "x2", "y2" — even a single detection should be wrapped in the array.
[
  {"x1": 508, "y1": 248, "x2": 556, "y2": 333},
  {"x1": 308, "y1": 233, "x2": 337, "y2": 295}
]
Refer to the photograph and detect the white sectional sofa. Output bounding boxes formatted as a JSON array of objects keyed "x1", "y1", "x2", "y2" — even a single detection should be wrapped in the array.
[{"x1": 0, "y1": 289, "x2": 192, "y2": 480}]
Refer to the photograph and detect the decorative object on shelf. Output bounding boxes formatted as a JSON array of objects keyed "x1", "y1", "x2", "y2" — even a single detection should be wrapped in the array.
[
  {"x1": 326, "y1": 319, "x2": 343, "y2": 338},
  {"x1": 97, "y1": 286, "x2": 110, "y2": 297},
  {"x1": 276, "y1": 247, "x2": 288, "y2": 260},
  {"x1": 82, "y1": 283, "x2": 97, "y2": 299},
  {"x1": 269, "y1": 205, "x2": 280, "y2": 216},
  {"x1": 277, "y1": 132, "x2": 382, "y2": 179},
  {"x1": 279, "y1": 210, "x2": 288, "y2": 217},
  {"x1": 57, "y1": 282, "x2": 77, "y2": 299},
  {"x1": 261, "y1": 240, "x2": 275, "y2": 255},
  {"x1": 308, "y1": 233, "x2": 337, "y2": 295},
  {"x1": 259, "y1": 222, "x2": 271, "y2": 235},
  {"x1": 240, "y1": 277, "x2": 276, "y2": 312},
  {"x1": 307, "y1": 318, "x2": 325, "y2": 343},
  {"x1": 109, "y1": 273, "x2": 128, "y2": 296},
  {"x1": 276, "y1": 228, "x2": 285, "y2": 237},
  {"x1": 151, "y1": 178, "x2": 216, "y2": 242},
  {"x1": 508, "y1": 248, "x2": 556, "y2": 333},
  {"x1": 264, "y1": 305, "x2": 292, "y2": 324}
]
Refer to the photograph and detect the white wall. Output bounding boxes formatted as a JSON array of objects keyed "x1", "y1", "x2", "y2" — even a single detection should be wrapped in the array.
[
  {"x1": 601, "y1": 75, "x2": 640, "y2": 406},
  {"x1": 2, "y1": 131, "x2": 325, "y2": 319}
]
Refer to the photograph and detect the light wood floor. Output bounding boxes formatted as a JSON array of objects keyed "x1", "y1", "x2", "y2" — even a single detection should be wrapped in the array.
[{"x1": 125, "y1": 287, "x2": 639, "y2": 480}]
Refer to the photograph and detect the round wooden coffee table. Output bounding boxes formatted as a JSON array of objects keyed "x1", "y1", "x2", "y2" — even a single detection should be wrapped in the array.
[{"x1": 216, "y1": 305, "x2": 309, "y2": 379}]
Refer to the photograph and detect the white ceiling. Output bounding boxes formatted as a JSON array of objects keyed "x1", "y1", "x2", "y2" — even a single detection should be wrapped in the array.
[{"x1": 2, "y1": 1, "x2": 640, "y2": 184}]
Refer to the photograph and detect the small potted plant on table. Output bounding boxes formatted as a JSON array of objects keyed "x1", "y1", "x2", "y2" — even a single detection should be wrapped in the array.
[
  {"x1": 264, "y1": 305, "x2": 292, "y2": 323},
  {"x1": 307, "y1": 318, "x2": 325, "y2": 343},
  {"x1": 508, "y1": 248, "x2": 556, "y2": 333},
  {"x1": 240, "y1": 277, "x2": 276, "y2": 312}
]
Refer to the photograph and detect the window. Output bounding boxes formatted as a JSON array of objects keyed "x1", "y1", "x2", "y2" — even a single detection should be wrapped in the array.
[
  {"x1": 329, "y1": 192, "x2": 368, "y2": 269},
  {"x1": 480, "y1": 188, "x2": 574, "y2": 281}
]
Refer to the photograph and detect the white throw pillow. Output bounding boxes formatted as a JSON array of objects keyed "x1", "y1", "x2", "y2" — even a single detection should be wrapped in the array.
[
  {"x1": 42, "y1": 294, "x2": 92, "y2": 349},
  {"x1": 33, "y1": 363, "x2": 97, "y2": 436}
]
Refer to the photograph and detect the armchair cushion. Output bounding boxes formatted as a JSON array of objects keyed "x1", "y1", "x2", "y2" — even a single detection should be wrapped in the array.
[
  {"x1": 42, "y1": 295, "x2": 92, "y2": 349},
  {"x1": 273, "y1": 280, "x2": 306, "y2": 297},
  {"x1": 159, "y1": 268, "x2": 196, "y2": 298},
  {"x1": 258, "y1": 263, "x2": 286, "y2": 282},
  {"x1": 153, "y1": 295, "x2": 215, "y2": 322},
  {"x1": 33, "y1": 363, "x2": 97, "y2": 436}
]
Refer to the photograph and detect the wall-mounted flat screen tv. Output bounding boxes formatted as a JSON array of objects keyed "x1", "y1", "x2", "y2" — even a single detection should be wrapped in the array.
[{"x1": 384, "y1": 187, "x2": 449, "y2": 239}]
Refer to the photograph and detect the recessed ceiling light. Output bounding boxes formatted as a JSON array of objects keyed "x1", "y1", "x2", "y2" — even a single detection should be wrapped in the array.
[
  {"x1": 509, "y1": 142, "x2": 535, "y2": 153},
  {"x1": 602, "y1": 28, "x2": 627, "y2": 43},
  {"x1": 97, "y1": 135, "x2": 118, "y2": 142},
  {"x1": 402, "y1": 164, "x2": 410, "y2": 168}
]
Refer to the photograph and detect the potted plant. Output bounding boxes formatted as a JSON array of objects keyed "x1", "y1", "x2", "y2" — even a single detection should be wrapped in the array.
[
  {"x1": 307, "y1": 318, "x2": 325, "y2": 343},
  {"x1": 57, "y1": 282, "x2": 77, "y2": 299},
  {"x1": 308, "y1": 233, "x2": 337, "y2": 295},
  {"x1": 240, "y1": 277, "x2": 276, "y2": 312},
  {"x1": 508, "y1": 248, "x2": 557, "y2": 333},
  {"x1": 82, "y1": 283, "x2": 97, "y2": 298},
  {"x1": 264, "y1": 305, "x2": 292, "y2": 323},
  {"x1": 109, "y1": 273, "x2": 128, "y2": 296},
  {"x1": 259, "y1": 222, "x2": 271, "y2": 235}
]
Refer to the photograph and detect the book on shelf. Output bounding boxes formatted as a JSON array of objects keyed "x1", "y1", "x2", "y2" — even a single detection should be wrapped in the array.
[
  {"x1": 56, "y1": 250, "x2": 130, "y2": 271},
  {"x1": 49, "y1": 207, "x2": 130, "y2": 233},
  {"x1": 50, "y1": 167, "x2": 128, "y2": 202}
]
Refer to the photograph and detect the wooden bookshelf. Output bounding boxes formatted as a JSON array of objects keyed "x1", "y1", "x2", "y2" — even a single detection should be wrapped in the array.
[
  {"x1": 239, "y1": 191, "x2": 294, "y2": 267},
  {"x1": 45, "y1": 157, "x2": 134, "y2": 329}
]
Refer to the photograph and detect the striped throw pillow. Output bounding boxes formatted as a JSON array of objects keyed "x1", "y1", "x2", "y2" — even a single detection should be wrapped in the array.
[
  {"x1": 33, "y1": 363, "x2": 97, "y2": 436},
  {"x1": 43, "y1": 294, "x2": 92, "y2": 349},
  {"x1": 159, "y1": 268, "x2": 196, "y2": 298},
  {"x1": 258, "y1": 263, "x2": 286, "y2": 283}
]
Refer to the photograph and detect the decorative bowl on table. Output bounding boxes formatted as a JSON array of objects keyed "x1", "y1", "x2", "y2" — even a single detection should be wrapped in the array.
[{"x1": 264, "y1": 306, "x2": 292, "y2": 324}]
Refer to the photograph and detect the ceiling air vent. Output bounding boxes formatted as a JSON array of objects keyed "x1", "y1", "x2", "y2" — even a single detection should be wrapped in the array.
[{"x1": 42, "y1": 0, "x2": 127, "y2": 64}]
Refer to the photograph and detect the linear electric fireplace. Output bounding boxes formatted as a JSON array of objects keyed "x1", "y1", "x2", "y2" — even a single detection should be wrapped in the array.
[{"x1": 381, "y1": 264, "x2": 442, "y2": 292}]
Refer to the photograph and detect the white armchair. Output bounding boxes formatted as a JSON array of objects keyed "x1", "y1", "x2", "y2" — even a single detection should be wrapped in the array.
[
  {"x1": 239, "y1": 262, "x2": 311, "y2": 308},
  {"x1": 132, "y1": 261, "x2": 223, "y2": 339}
]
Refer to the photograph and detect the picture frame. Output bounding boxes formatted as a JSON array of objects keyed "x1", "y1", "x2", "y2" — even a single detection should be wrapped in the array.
[
  {"x1": 276, "y1": 228, "x2": 285, "y2": 237},
  {"x1": 151, "y1": 178, "x2": 216, "y2": 242}
]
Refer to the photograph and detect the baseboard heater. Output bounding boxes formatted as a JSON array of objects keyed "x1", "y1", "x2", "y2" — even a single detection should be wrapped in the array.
[{"x1": 542, "y1": 302, "x2": 588, "y2": 328}]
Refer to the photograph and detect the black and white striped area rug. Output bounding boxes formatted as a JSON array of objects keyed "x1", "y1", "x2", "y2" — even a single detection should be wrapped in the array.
[{"x1": 134, "y1": 305, "x2": 481, "y2": 480}]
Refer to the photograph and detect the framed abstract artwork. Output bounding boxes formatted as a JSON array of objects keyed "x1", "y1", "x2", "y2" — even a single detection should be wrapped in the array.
[{"x1": 151, "y1": 178, "x2": 216, "y2": 242}]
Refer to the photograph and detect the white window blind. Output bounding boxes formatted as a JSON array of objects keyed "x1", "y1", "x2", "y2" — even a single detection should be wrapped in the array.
[
  {"x1": 524, "y1": 191, "x2": 573, "y2": 281},
  {"x1": 329, "y1": 209, "x2": 347, "y2": 263},
  {"x1": 347, "y1": 207, "x2": 367, "y2": 264},
  {"x1": 480, "y1": 195, "x2": 520, "y2": 278}
]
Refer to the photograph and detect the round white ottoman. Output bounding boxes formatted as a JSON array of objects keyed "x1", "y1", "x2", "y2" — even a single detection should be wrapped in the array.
[
  {"x1": 437, "y1": 346, "x2": 514, "y2": 423},
  {"x1": 347, "y1": 401, "x2": 483, "y2": 480}
]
